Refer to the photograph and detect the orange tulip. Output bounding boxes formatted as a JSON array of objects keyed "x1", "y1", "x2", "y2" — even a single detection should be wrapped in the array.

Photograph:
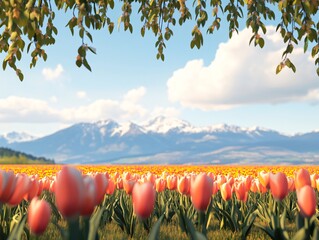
[
  {"x1": 191, "y1": 174, "x2": 213, "y2": 211},
  {"x1": 269, "y1": 172, "x2": 288, "y2": 201},
  {"x1": 55, "y1": 166, "x2": 85, "y2": 219},
  {"x1": 297, "y1": 185, "x2": 317, "y2": 218},
  {"x1": 28, "y1": 197, "x2": 51, "y2": 235},
  {"x1": 220, "y1": 182, "x2": 232, "y2": 201},
  {"x1": 287, "y1": 177, "x2": 295, "y2": 192},
  {"x1": 146, "y1": 173, "x2": 156, "y2": 185},
  {"x1": 258, "y1": 170, "x2": 270, "y2": 189},
  {"x1": 310, "y1": 173, "x2": 319, "y2": 188},
  {"x1": 123, "y1": 179, "x2": 136, "y2": 195},
  {"x1": 177, "y1": 176, "x2": 190, "y2": 195},
  {"x1": 295, "y1": 168, "x2": 311, "y2": 190},
  {"x1": 212, "y1": 181, "x2": 219, "y2": 195},
  {"x1": 234, "y1": 181, "x2": 248, "y2": 202},
  {"x1": 250, "y1": 180, "x2": 258, "y2": 193},
  {"x1": 166, "y1": 175, "x2": 177, "y2": 190},
  {"x1": 132, "y1": 182, "x2": 155, "y2": 219},
  {"x1": 116, "y1": 178, "x2": 123, "y2": 189},
  {"x1": 155, "y1": 178, "x2": 166, "y2": 192}
]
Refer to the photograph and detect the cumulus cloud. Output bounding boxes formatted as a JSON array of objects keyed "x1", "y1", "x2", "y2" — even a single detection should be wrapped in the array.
[
  {"x1": 42, "y1": 64, "x2": 64, "y2": 80},
  {"x1": 167, "y1": 26, "x2": 319, "y2": 110},
  {"x1": 0, "y1": 96, "x2": 60, "y2": 122},
  {"x1": 76, "y1": 91, "x2": 87, "y2": 99},
  {"x1": 0, "y1": 87, "x2": 177, "y2": 124}
]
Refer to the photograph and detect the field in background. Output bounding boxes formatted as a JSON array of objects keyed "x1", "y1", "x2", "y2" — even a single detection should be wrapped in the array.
[{"x1": 2, "y1": 164, "x2": 319, "y2": 178}]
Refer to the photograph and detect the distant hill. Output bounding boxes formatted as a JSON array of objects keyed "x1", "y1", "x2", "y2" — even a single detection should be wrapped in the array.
[
  {"x1": 4, "y1": 116, "x2": 319, "y2": 165},
  {"x1": 0, "y1": 147, "x2": 54, "y2": 164}
]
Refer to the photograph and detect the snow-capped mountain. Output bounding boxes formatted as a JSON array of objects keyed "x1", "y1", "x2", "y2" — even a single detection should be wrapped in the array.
[
  {"x1": 0, "y1": 131, "x2": 36, "y2": 144},
  {"x1": 3, "y1": 116, "x2": 319, "y2": 164}
]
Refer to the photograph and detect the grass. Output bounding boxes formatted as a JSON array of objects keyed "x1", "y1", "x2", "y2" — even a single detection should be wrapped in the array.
[{"x1": 31, "y1": 214, "x2": 298, "y2": 240}]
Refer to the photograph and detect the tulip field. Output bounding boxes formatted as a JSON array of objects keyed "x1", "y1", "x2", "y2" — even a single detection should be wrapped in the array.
[{"x1": 1, "y1": 165, "x2": 319, "y2": 240}]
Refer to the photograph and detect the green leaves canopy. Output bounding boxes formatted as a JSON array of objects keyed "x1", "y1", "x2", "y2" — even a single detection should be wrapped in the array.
[{"x1": 0, "y1": 0, "x2": 318, "y2": 80}]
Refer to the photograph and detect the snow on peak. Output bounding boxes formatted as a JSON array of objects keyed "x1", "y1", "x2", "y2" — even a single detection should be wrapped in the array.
[
  {"x1": 143, "y1": 116, "x2": 196, "y2": 133},
  {"x1": 205, "y1": 123, "x2": 244, "y2": 133},
  {"x1": 112, "y1": 122, "x2": 146, "y2": 136},
  {"x1": 3, "y1": 131, "x2": 36, "y2": 143},
  {"x1": 95, "y1": 119, "x2": 118, "y2": 128}
]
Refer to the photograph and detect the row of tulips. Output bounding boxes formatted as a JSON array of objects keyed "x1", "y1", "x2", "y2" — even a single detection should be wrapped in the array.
[{"x1": 0, "y1": 166, "x2": 318, "y2": 239}]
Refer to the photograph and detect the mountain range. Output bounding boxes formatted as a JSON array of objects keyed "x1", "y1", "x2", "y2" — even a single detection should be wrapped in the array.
[{"x1": 0, "y1": 116, "x2": 318, "y2": 164}]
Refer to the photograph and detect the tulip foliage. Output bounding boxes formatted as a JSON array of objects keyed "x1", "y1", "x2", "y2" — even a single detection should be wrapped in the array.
[
  {"x1": 1, "y1": 166, "x2": 319, "y2": 239},
  {"x1": 1, "y1": 0, "x2": 319, "y2": 80}
]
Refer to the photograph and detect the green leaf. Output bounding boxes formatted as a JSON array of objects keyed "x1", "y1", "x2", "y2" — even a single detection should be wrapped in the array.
[
  {"x1": 83, "y1": 58, "x2": 92, "y2": 71},
  {"x1": 291, "y1": 228, "x2": 307, "y2": 240},
  {"x1": 88, "y1": 206, "x2": 104, "y2": 240},
  {"x1": 7, "y1": 214, "x2": 27, "y2": 240},
  {"x1": 148, "y1": 215, "x2": 164, "y2": 240},
  {"x1": 258, "y1": 38, "x2": 265, "y2": 48}
]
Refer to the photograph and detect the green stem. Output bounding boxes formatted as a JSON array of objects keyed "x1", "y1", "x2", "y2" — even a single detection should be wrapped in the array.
[
  {"x1": 68, "y1": 217, "x2": 80, "y2": 240},
  {"x1": 199, "y1": 211, "x2": 206, "y2": 236}
]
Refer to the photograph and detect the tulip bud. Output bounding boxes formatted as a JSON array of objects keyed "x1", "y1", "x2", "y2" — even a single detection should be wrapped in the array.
[
  {"x1": 28, "y1": 197, "x2": 51, "y2": 235},
  {"x1": 297, "y1": 185, "x2": 316, "y2": 218},
  {"x1": 191, "y1": 174, "x2": 213, "y2": 211},
  {"x1": 220, "y1": 182, "x2": 232, "y2": 201},
  {"x1": 55, "y1": 166, "x2": 85, "y2": 219},
  {"x1": 177, "y1": 176, "x2": 190, "y2": 195},
  {"x1": 269, "y1": 172, "x2": 288, "y2": 201},
  {"x1": 132, "y1": 182, "x2": 155, "y2": 219},
  {"x1": 295, "y1": 169, "x2": 311, "y2": 190}
]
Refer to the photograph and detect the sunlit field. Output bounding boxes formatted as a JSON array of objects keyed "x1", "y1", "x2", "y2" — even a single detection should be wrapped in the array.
[
  {"x1": 3, "y1": 164, "x2": 319, "y2": 178},
  {"x1": 1, "y1": 164, "x2": 319, "y2": 240}
]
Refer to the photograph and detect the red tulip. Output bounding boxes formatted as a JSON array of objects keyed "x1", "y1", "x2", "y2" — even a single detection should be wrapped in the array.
[
  {"x1": 80, "y1": 176, "x2": 97, "y2": 216},
  {"x1": 24, "y1": 178, "x2": 39, "y2": 201},
  {"x1": 220, "y1": 182, "x2": 232, "y2": 201},
  {"x1": 132, "y1": 182, "x2": 155, "y2": 219},
  {"x1": 295, "y1": 168, "x2": 311, "y2": 190},
  {"x1": 269, "y1": 172, "x2": 288, "y2": 201},
  {"x1": 94, "y1": 173, "x2": 108, "y2": 205},
  {"x1": 28, "y1": 197, "x2": 51, "y2": 235},
  {"x1": 191, "y1": 174, "x2": 213, "y2": 211},
  {"x1": 8, "y1": 174, "x2": 31, "y2": 206},
  {"x1": 55, "y1": 166, "x2": 85, "y2": 219},
  {"x1": 0, "y1": 170, "x2": 16, "y2": 203},
  {"x1": 105, "y1": 179, "x2": 115, "y2": 195},
  {"x1": 123, "y1": 179, "x2": 136, "y2": 195},
  {"x1": 297, "y1": 185, "x2": 317, "y2": 218}
]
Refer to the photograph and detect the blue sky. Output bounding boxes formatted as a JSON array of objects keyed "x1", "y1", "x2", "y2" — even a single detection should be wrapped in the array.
[{"x1": 1, "y1": 6, "x2": 319, "y2": 137}]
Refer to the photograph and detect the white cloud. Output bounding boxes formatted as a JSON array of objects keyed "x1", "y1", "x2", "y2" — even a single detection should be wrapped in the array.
[
  {"x1": 76, "y1": 91, "x2": 87, "y2": 99},
  {"x1": 42, "y1": 64, "x2": 64, "y2": 80},
  {"x1": 0, "y1": 87, "x2": 175, "y2": 124},
  {"x1": 167, "y1": 26, "x2": 319, "y2": 110},
  {"x1": 0, "y1": 96, "x2": 60, "y2": 122},
  {"x1": 123, "y1": 87, "x2": 146, "y2": 103}
]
